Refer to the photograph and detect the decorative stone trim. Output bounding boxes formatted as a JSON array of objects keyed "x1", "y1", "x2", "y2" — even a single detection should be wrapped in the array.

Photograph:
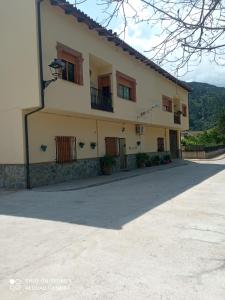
[
  {"x1": 0, "y1": 165, "x2": 26, "y2": 189},
  {"x1": 30, "y1": 158, "x2": 101, "y2": 188},
  {"x1": 0, "y1": 152, "x2": 171, "y2": 189}
]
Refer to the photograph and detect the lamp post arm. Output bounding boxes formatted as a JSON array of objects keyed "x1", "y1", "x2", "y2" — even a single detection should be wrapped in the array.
[{"x1": 43, "y1": 77, "x2": 57, "y2": 90}]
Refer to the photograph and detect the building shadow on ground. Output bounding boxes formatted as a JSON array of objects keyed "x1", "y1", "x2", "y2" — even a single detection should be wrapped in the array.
[{"x1": 0, "y1": 161, "x2": 224, "y2": 230}]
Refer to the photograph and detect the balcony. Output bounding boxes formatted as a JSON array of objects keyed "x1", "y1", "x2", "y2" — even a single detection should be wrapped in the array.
[
  {"x1": 91, "y1": 87, "x2": 113, "y2": 112},
  {"x1": 174, "y1": 112, "x2": 181, "y2": 124}
]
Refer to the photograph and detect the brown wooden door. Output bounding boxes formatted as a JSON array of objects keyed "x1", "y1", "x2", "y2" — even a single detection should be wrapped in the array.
[
  {"x1": 105, "y1": 137, "x2": 119, "y2": 156},
  {"x1": 169, "y1": 130, "x2": 179, "y2": 158},
  {"x1": 98, "y1": 75, "x2": 111, "y2": 91}
]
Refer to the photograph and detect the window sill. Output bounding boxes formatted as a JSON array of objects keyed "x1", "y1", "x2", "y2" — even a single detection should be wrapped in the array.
[
  {"x1": 162, "y1": 110, "x2": 172, "y2": 113},
  {"x1": 118, "y1": 96, "x2": 136, "y2": 102},
  {"x1": 60, "y1": 78, "x2": 83, "y2": 86}
]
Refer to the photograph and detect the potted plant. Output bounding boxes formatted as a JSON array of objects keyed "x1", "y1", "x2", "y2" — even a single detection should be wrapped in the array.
[
  {"x1": 100, "y1": 155, "x2": 116, "y2": 175},
  {"x1": 163, "y1": 154, "x2": 172, "y2": 164},
  {"x1": 40, "y1": 144, "x2": 47, "y2": 152},
  {"x1": 79, "y1": 142, "x2": 85, "y2": 148},
  {"x1": 151, "y1": 155, "x2": 160, "y2": 166},
  {"x1": 90, "y1": 142, "x2": 96, "y2": 149},
  {"x1": 137, "y1": 141, "x2": 141, "y2": 146},
  {"x1": 136, "y1": 153, "x2": 149, "y2": 168},
  {"x1": 145, "y1": 160, "x2": 152, "y2": 167}
]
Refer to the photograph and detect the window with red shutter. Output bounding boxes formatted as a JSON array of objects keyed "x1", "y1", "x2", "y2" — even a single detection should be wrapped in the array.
[
  {"x1": 182, "y1": 104, "x2": 187, "y2": 117},
  {"x1": 162, "y1": 95, "x2": 172, "y2": 112},
  {"x1": 55, "y1": 136, "x2": 76, "y2": 164},
  {"x1": 57, "y1": 43, "x2": 83, "y2": 85},
  {"x1": 105, "y1": 137, "x2": 119, "y2": 156},
  {"x1": 116, "y1": 71, "x2": 136, "y2": 101}
]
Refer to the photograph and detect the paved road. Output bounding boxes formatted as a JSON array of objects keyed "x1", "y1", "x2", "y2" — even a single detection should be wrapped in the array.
[{"x1": 0, "y1": 158, "x2": 225, "y2": 299}]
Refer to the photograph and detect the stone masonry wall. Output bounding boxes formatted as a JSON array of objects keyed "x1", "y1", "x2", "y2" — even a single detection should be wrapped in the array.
[
  {"x1": 0, "y1": 165, "x2": 26, "y2": 189},
  {"x1": 0, "y1": 152, "x2": 170, "y2": 189}
]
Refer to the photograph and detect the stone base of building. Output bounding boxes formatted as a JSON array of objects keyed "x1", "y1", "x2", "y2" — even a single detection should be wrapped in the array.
[
  {"x1": 0, "y1": 152, "x2": 169, "y2": 189},
  {"x1": 30, "y1": 158, "x2": 101, "y2": 187},
  {"x1": 0, "y1": 165, "x2": 26, "y2": 189}
]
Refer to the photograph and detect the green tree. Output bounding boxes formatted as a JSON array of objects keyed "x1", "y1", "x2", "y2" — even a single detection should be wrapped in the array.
[{"x1": 217, "y1": 110, "x2": 225, "y2": 143}]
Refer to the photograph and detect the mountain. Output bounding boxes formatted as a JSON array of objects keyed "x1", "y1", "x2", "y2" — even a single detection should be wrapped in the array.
[{"x1": 187, "y1": 82, "x2": 225, "y2": 131}]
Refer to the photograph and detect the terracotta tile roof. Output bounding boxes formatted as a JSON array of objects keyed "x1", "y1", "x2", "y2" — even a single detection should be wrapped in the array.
[{"x1": 50, "y1": 0, "x2": 191, "y2": 92}]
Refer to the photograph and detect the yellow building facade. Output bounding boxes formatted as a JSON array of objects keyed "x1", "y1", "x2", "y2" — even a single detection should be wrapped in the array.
[{"x1": 0, "y1": 0, "x2": 190, "y2": 188}]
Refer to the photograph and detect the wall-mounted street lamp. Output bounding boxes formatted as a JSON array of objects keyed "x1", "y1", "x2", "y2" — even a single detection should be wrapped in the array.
[{"x1": 43, "y1": 59, "x2": 65, "y2": 89}]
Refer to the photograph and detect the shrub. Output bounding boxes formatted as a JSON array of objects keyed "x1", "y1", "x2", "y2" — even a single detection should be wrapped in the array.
[
  {"x1": 145, "y1": 160, "x2": 152, "y2": 167},
  {"x1": 136, "y1": 153, "x2": 149, "y2": 168},
  {"x1": 151, "y1": 155, "x2": 160, "y2": 165},
  {"x1": 100, "y1": 155, "x2": 116, "y2": 167},
  {"x1": 163, "y1": 154, "x2": 172, "y2": 162}
]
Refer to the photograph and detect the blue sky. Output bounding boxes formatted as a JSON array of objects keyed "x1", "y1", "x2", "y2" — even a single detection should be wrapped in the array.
[{"x1": 69, "y1": 0, "x2": 225, "y2": 87}]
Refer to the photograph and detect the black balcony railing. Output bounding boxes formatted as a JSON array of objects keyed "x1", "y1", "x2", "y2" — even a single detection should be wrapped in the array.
[
  {"x1": 174, "y1": 112, "x2": 181, "y2": 124},
  {"x1": 91, "y1": 87, "x2": 113, "y2": 112}
]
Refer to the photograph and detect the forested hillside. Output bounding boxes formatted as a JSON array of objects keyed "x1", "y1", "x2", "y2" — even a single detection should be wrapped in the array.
[{"x1": 188, "y1": 82, "x2": 225, "y2": 131}]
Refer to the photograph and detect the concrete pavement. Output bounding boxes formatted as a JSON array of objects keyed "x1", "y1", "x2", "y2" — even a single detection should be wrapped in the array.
[{"x1": 0, "y1": 158, "x2": 225, "y2": 299}]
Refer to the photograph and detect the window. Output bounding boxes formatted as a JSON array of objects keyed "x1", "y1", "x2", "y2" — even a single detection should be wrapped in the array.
[
  {"x1": 162, "y1": 95, "x2": 172, "y2": 112},
  {"x1": 157, "y1": 138, "x2": 165, "y2": 152},
  {"x1": 105, "y1": 137, "x2": 119, "y2": 156},
  {"x1": 57, "y1": 43, "x2": 83, "y2": 85},
  {"x1": 182, "y1": 104, "x2": 187, "y2": 117},
  {"x1": 116, "y1": 71, "x2": 136, "y2": 101},
  {"x1": 62, "y1": 60, "x2": 75, "y2": 82},
  {"x1": 55, "y1": 136, "x2": 76, "y2": 163},
  {"x1": 118, "y1": 84, "x2": 131, "y2": 100}
]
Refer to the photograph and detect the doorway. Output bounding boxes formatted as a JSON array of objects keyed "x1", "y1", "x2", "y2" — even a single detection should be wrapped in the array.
[
  {"x1": 169, "y1": 130, "x2": 179, "y2": 159},
  {"x1": 98, "y1": 75, "x2": 111, "y2": 99},
  {"x1": 119, "y1": 138, "x2": 127, "y2": 169}
]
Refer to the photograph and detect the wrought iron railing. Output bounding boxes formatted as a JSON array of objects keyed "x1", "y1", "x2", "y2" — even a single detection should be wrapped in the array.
[
  {"x1": 174, "y1": 112, "x2": 181, "y2": 124},
  {"x1": 91, "y1": 87, "x2": 113, "y2": 112}
]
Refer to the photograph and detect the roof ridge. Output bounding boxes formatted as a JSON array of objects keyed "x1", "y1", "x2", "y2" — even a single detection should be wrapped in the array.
[{"x1": 49, "y1": 0, "x2": 191, "y2": 91}]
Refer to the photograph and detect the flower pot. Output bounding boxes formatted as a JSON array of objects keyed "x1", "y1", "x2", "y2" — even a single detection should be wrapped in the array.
[
  {"x1": 102, "y1": 166, "x2": 113, "y2": 175},
  {"x1": 90, "y1": 143, "x2": 96, "y2": 149},
  {"x1": 138, "y1": 162, "x2": 145, "y2": 168},
  {"x1": 79, "y1": 142, "x2": 85, "y2": 148},
  {"x1": 145, "y1": 161, "x2": 152, "y2": 167}
]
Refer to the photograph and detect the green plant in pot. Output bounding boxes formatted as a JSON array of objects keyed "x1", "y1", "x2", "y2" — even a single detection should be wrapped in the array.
[
  {"x1": 163, "y1": 154, "x2": 172, "y2": 164},
  {"x1": 90, "y1": 142, "x2": 96, "y2": 149},
  {"x1": 151, "y1": 155, "x2": 160, "y2": 166},
  {"x1": 145, "y1": 160, "x2": 152, "y2": 167},
  {"x1": 79, "y1": 142, "x2": 85, "y2": 148},
  {"x1": 136, "y1": 153, "x2": 149, "y2": 168},
  {"x1": 100, "y1": 155, "x2": 116, "y2": 175}
]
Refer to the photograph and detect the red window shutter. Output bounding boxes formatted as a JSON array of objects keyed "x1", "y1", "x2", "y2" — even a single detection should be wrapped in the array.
[
  {"x1": 168, "y1": 99, "x2": 172, "y2": 112},
  {"x1": 57, "y1": 44, "x2": 83, "y2": 85},
  {"x1": 182, "y1": 104, "x2": 187, "y2": 116},
  {"x1": 162, "y1": 95, "x2": 172, "y2": 112},
  {"x1": 105, "y1": 137, "x2": 119, "y2": 156}
]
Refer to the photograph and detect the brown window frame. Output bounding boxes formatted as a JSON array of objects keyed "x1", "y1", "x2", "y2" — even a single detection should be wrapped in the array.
[
  {"x1": 162, "y1": 95, "x2": 172, "y2": 112},
  {"x1": 182, "y1": 104, "x2": 187, "y2": 117},
  {"x1": 57, "y1": 43, "x2": 83, "y2": 85},
  {"x1": 55, "y1": 136, "x2": 76, "y2": 164},
  {"x1": 116, "y1": 71, "x2": 136, "y2": 102},
  {"x1": 157, "y1": 137, "x2": 165, "y2": 152}
]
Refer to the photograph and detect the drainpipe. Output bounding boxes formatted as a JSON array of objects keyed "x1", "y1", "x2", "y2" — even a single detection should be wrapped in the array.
[{"x1": 24, "y1": 0, "x2": 45, "y2": 189}]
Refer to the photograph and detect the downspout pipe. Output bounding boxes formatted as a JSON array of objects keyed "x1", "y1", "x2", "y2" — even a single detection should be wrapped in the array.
[{"x1": 24, "y1": 0, "x2": 45, "y2": 189}]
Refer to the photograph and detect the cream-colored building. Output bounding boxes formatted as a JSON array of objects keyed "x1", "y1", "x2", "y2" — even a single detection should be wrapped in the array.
[{"x1": 0, "y1": 0, "x2": 190, "y2": 188}]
